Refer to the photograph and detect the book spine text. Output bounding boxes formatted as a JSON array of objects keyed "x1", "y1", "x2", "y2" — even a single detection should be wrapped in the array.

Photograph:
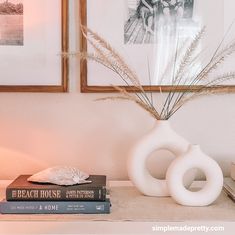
[
  {"x1": 0, "y1": 200, "x2": 110, "y2": 214},
  {"x1": 6, "y1": 188, "x2": 106, "y2": 201}
]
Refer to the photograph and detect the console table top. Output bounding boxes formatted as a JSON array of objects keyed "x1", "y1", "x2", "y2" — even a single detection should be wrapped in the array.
[{"x1": 0, "y1": 180, "x2": 235, "y2": 222}]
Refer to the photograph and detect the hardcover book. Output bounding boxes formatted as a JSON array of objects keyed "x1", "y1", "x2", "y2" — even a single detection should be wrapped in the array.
[
  {"x1": 6, "y1": 175, "x2": 106, "y2": 201},
  {"x1": 223, "y1": 177, "x2": 235, "y2": 202},
  {"x1": 231, "y1": 162, "x2": 235, "y2": 181},
  {"x1": 0, "y1": 199, "x2": 111, "y2": 214}
]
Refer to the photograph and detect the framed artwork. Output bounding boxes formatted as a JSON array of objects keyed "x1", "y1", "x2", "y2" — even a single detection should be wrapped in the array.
[
  {"x1": 0, "y1": 0, "x2": 69, "y2": 92},
  {"x1": 80, "y1": 0, "x2": 235, "y2": 93}
]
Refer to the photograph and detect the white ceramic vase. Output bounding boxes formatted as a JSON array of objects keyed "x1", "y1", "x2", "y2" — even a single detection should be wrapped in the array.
[
  {"x1": 127, "y1": 120, "x2": 194, "y2": 197},
  {"x1": 166, "y1": 145, "x2": 223, "y2": 206}
]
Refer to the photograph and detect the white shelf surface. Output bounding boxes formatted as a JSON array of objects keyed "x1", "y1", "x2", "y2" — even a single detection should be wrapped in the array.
[{"x1": 0, "y1": 180, "x2": 235, "y2": 234}]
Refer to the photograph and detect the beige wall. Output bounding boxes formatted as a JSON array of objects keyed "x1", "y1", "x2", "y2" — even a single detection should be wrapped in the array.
[{"x1": 0, "y1": 0, "x2": 234, "y2": 180}]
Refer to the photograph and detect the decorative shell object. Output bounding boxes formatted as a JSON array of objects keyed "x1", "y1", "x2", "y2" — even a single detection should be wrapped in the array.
[{"x1": 27, "y1": 166, "x2": 92, "y2": 186}]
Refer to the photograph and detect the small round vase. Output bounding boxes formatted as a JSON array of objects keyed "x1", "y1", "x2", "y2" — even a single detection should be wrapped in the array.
[
  {"x1": 166, "y1": 145, "x2": 223, "y2": 206},
  {"x1": 127, "y1": 120, "x2": 193, "y2": 197}
]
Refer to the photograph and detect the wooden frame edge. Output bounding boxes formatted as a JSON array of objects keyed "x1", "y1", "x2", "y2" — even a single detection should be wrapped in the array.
[
  {"x1": 80, "y1": 85, "x2": 235, "y2": 93},
  {"x1": 80, "y1": 0, "x2": 88, "y2": 93},
  {"x1": 61, "y1": 0, "x2": 69, "y2": 92}
]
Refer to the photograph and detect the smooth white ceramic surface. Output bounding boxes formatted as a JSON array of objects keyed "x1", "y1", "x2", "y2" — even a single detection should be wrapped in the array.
[
  {"x1": 166, "y1": 145, "x2": 223, "y2": 206},
  {"x1": 127, "y1": 120, "x2": 193, "y2": 197}
]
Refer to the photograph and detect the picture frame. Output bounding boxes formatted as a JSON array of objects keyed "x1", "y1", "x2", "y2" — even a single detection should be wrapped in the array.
[
  {"x1": 80, "y1": 0, "x2": 235, "y2": 93},
  {"x1": 0, "y1": 0, "x2": 69, "y2": 92}
]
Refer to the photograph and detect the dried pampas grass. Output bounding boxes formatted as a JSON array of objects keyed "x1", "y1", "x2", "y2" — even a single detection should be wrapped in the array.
[{"x1": 64, "y1": 26, "x2": 235, "y2": 120}]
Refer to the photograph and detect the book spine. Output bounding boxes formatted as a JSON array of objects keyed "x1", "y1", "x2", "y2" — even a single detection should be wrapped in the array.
[
  {"x1": 6, "y1": 187, "x2": 106, "y2": 201},
  {"x1": 0, "y1": 200, "x2": 110, "y2": 214}
]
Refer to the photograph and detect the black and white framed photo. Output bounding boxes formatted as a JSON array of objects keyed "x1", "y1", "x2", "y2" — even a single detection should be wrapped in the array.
[
  {"x1": 124, "y1": 0, "x2": 194, "y2": 44},
  {"x1": 0, "y1": 0, "x2": 69, "y2": 92},
  {"x1": 80, "y1": 0, "x2": 235, "y2": 93}
]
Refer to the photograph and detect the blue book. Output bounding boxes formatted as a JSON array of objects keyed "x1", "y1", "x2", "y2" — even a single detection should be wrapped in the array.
[{"x1": 0, "y1": 199, "x2": 111, "y2": 214}]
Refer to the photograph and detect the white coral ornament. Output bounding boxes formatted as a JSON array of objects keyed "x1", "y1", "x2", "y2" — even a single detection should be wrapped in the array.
[{"x1": 27, "y1": 166, "x2": 91, "y2": 186}]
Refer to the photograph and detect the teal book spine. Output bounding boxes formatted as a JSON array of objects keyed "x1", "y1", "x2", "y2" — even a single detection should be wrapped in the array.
[{"x1": 0, "y1": 199, "x2": 110, "y2": 214}]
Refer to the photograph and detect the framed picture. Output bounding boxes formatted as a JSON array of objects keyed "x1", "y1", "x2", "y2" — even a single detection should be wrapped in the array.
[
  {"x1": 0, "y1": 0, "x2": 69, "y2": 92},
  {"x1": 80, "y1": 0, "x2": 235, "y2": 93}
]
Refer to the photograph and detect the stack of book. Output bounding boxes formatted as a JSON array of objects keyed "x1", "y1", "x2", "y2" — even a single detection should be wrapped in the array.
[
  {"x1": 223, "y1": 177, "x2": 235, "y2": 202},
  {"x1": 0, "y1": 175, "x2": 110, "y2": 214}
]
